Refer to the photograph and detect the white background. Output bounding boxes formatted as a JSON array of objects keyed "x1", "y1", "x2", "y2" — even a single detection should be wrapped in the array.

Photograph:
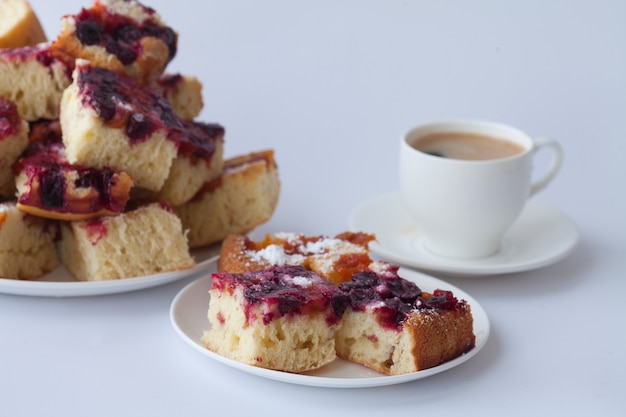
[{"x1": 1, "y1": 0, "x2": 624, "y2": 416}]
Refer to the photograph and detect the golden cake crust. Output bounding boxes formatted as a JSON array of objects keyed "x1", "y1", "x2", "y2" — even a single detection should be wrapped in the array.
[
  {"x1": 402, "y1": 302, "x2": 475, "y2": 371},
  {"x1": 335, "y1": 300, "x2": 475, "y2": 375},
  {"x1": 334, "y1": 262, "x2": 476, "y2": 375},
  {"x1": 0, "y1": 0, "x2": 47, "y2": 49},
  {"x1": 176, "y1": 149, "x2": 280, "y2": 248}
]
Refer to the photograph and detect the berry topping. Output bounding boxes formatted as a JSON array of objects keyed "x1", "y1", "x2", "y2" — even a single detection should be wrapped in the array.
[
  {"x1": 14, "y1": 141, "x2": 131, "y2": 216},
  {"x1": 211, "y1": 265, "x2": 349, "y2": 325},
  {"x1": 338, "y1": 262, "x2": 468, "y2": 330},
  {"x1": 178, "y1": 121, "x2": 224, "y2": 160},
  {"x1": 0, "y1": 45, "x2": 72, "y2": 79},
  {"x1": 417, "y1": 289, "x2": 463, "y2": 311},
  {"x1": 73, "y1": 4, "x2": 177, "y2": 66},
  {"x1": 39, "y1": 169, "x2": 65, "y2": 208},
  {"x1": 157, "y1": 73, "x2": 182, "y2": 88},
  {"x1": 75, "y1": 62, "x2": 183, "y2": 143}
]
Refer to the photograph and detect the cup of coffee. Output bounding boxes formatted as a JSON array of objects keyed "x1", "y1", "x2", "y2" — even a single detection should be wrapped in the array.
[{"x1": 399, "y1": 120, "x2": 563, "y2": 259}]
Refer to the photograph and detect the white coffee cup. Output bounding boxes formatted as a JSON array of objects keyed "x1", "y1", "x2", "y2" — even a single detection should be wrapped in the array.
[{"x1": 399, "y1": 120, "x2": 563, "y2": 259}]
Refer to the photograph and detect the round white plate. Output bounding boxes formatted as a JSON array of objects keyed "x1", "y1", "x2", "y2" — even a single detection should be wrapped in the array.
[
  {"x1": 0, "y1": 244, "x2": 220, "y2": 297},
  {"x1": 170, "y1": 267, "x2": 489, "y2": 388},
  {"x1": 349, "y1": 192, "x2": 579, "y2": 277}
]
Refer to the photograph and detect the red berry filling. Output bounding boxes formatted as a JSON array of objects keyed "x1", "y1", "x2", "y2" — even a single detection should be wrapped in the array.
[
  {"x1": 156, "y1": 73, "x2": 182, "y2": 90},
  {"x1": 0, "y1": 45, "x2": 72, "y2": 79},
  {"x1": 211, "y1": 265, "x2": 349, "y2": 326},
  {"x1": 14, "y1": 141, "x2": 129, "y2": 215},
  {"x1": 75, "y1": 63, "x2": 182, "y2": 142},
  {"x1": 338, "y1": 263, "x2": 468, "y2": 330},
  {"x1": 178, "y1": 120, "x2": 224, "y2": 161},
  {"x1": 73, "y1": 3, "x2": 177, "y2": 66}
]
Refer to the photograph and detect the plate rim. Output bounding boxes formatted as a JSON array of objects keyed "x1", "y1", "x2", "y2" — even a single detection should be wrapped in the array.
[
  {"x1": 169, "y1": 267, "x2": 490, "y2": 388},
  {"x1": 349, "y1": 192, "x2": 579, "y2": 276},
  {"x1": 0, "y1": 245, "x2": 220, "y2": 297}
]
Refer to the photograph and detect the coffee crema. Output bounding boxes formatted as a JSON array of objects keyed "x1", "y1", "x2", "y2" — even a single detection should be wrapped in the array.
[{"x1": 411, "y1": 132, "x2": 525, "y2": 161}]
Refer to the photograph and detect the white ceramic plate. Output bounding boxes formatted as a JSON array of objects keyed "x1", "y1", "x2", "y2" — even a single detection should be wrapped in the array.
[
  {"x1": 349, "y1": 192, "x2": 579, "y2": 277},
  {"x1": 0, "y1": 244, "x2": 220, "y2": 297},
  {"x1": 170, "y1": 267, "x2": 489, "y2": 388}
]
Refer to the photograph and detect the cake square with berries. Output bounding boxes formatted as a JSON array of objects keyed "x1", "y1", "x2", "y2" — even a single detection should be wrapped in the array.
[
  {"x1": 175, "y1": 149, "x2": 280, "y2": 248},
  {"x1": 202, "y1": 264, "x2": 348, "y2": 373},
  {"x1": 50, "y1": 0, "x2": 177, "y2": 85},
  {"x1": 335, "y1": 262, "x2": 475, "y2": 375},
  {"x1": 0, "y1": 43, "x2": 72, "y2": 121},
  {"x1": 134, "y1": 120, "x2": 225, "y2": 206},
  {"x1": 14, "y1": 140, "x2": 133, "y2": 220},
  {"x1": 60, "y1": 59, "x2": 182, "y2": 192},
  {"x1": 155, "y1": 73, "x2": 203, "y2": 120},
  {"x1": 57, "y1": 202, "x2": 194, "y2": 281}
]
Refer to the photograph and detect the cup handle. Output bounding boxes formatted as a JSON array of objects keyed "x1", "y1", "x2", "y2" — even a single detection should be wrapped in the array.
[{"x1": 530, "y1": 137, "x2": 563, "y2": 197}]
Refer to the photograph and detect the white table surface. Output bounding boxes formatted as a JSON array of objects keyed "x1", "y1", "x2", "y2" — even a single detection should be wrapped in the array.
[{"x1": 2, "y1": 1, "x2": 625, "y2": 416}]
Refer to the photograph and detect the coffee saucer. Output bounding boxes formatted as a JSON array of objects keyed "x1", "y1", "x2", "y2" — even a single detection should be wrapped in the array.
[{"x1": 348, "y1": 192, "x2": 579, "y2": 276}]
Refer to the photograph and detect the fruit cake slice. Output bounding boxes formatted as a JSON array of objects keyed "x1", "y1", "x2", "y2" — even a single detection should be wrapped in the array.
[
  {"x1": 202, "y1": 264, "x2": 349, "y2": 373},
  {"x1": 335, "y1": 262, "x2": 476, "y2": 375},
  {"x1": 0, "y1": 43, "x2": 72, "y2": 121},
  {"x1": 50, "y1": 0, "x2": 177, "y2": 84},
  {"x1": 218, "y1": 230, "x2": 375, "y2": 285},
  {"x1": 60, "y1": 59, "x2": 182, "y2": 192},
  {"x1": 57, "y1": 202, "x2": 194, "y2": 281},
  {"x1": 133, "y1": 120, "x2": 225, "y2": 206},
  {"x1": 155, "y1": 73, "x2": 203, "y2": 120},
  {"x1": 14, "y1": 140, "x2": 133, "y2": 221},
  {"x1": 175, "y1": 149, "x2": 279, "y2": 248}
]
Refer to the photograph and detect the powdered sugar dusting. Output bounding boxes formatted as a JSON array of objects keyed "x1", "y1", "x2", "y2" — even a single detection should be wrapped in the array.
[
  {"x1": 289, "y1": 276, "x2": 313, "y2": 288},
  {"x1": 246, "y1": 244, "x2": 305, "y2": 266},
  {"x1": 367, "y1": 300, "x2": 388, "y2": 310},
  {"x1": 274, "y1": 232, "x2": 301, "y2": 243},
  {"x1": 243, "y1": 233, "x2": 370, "y2": 277},
  {"x1": 369, "y1": 260, "x2": 399, "y2": 278},
  {"x1": 308, "y1": 240, "x2": 367, "y2": 275},
  {"x1": 300, "y1": 238, "x2": 342, "y2": 254}
]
